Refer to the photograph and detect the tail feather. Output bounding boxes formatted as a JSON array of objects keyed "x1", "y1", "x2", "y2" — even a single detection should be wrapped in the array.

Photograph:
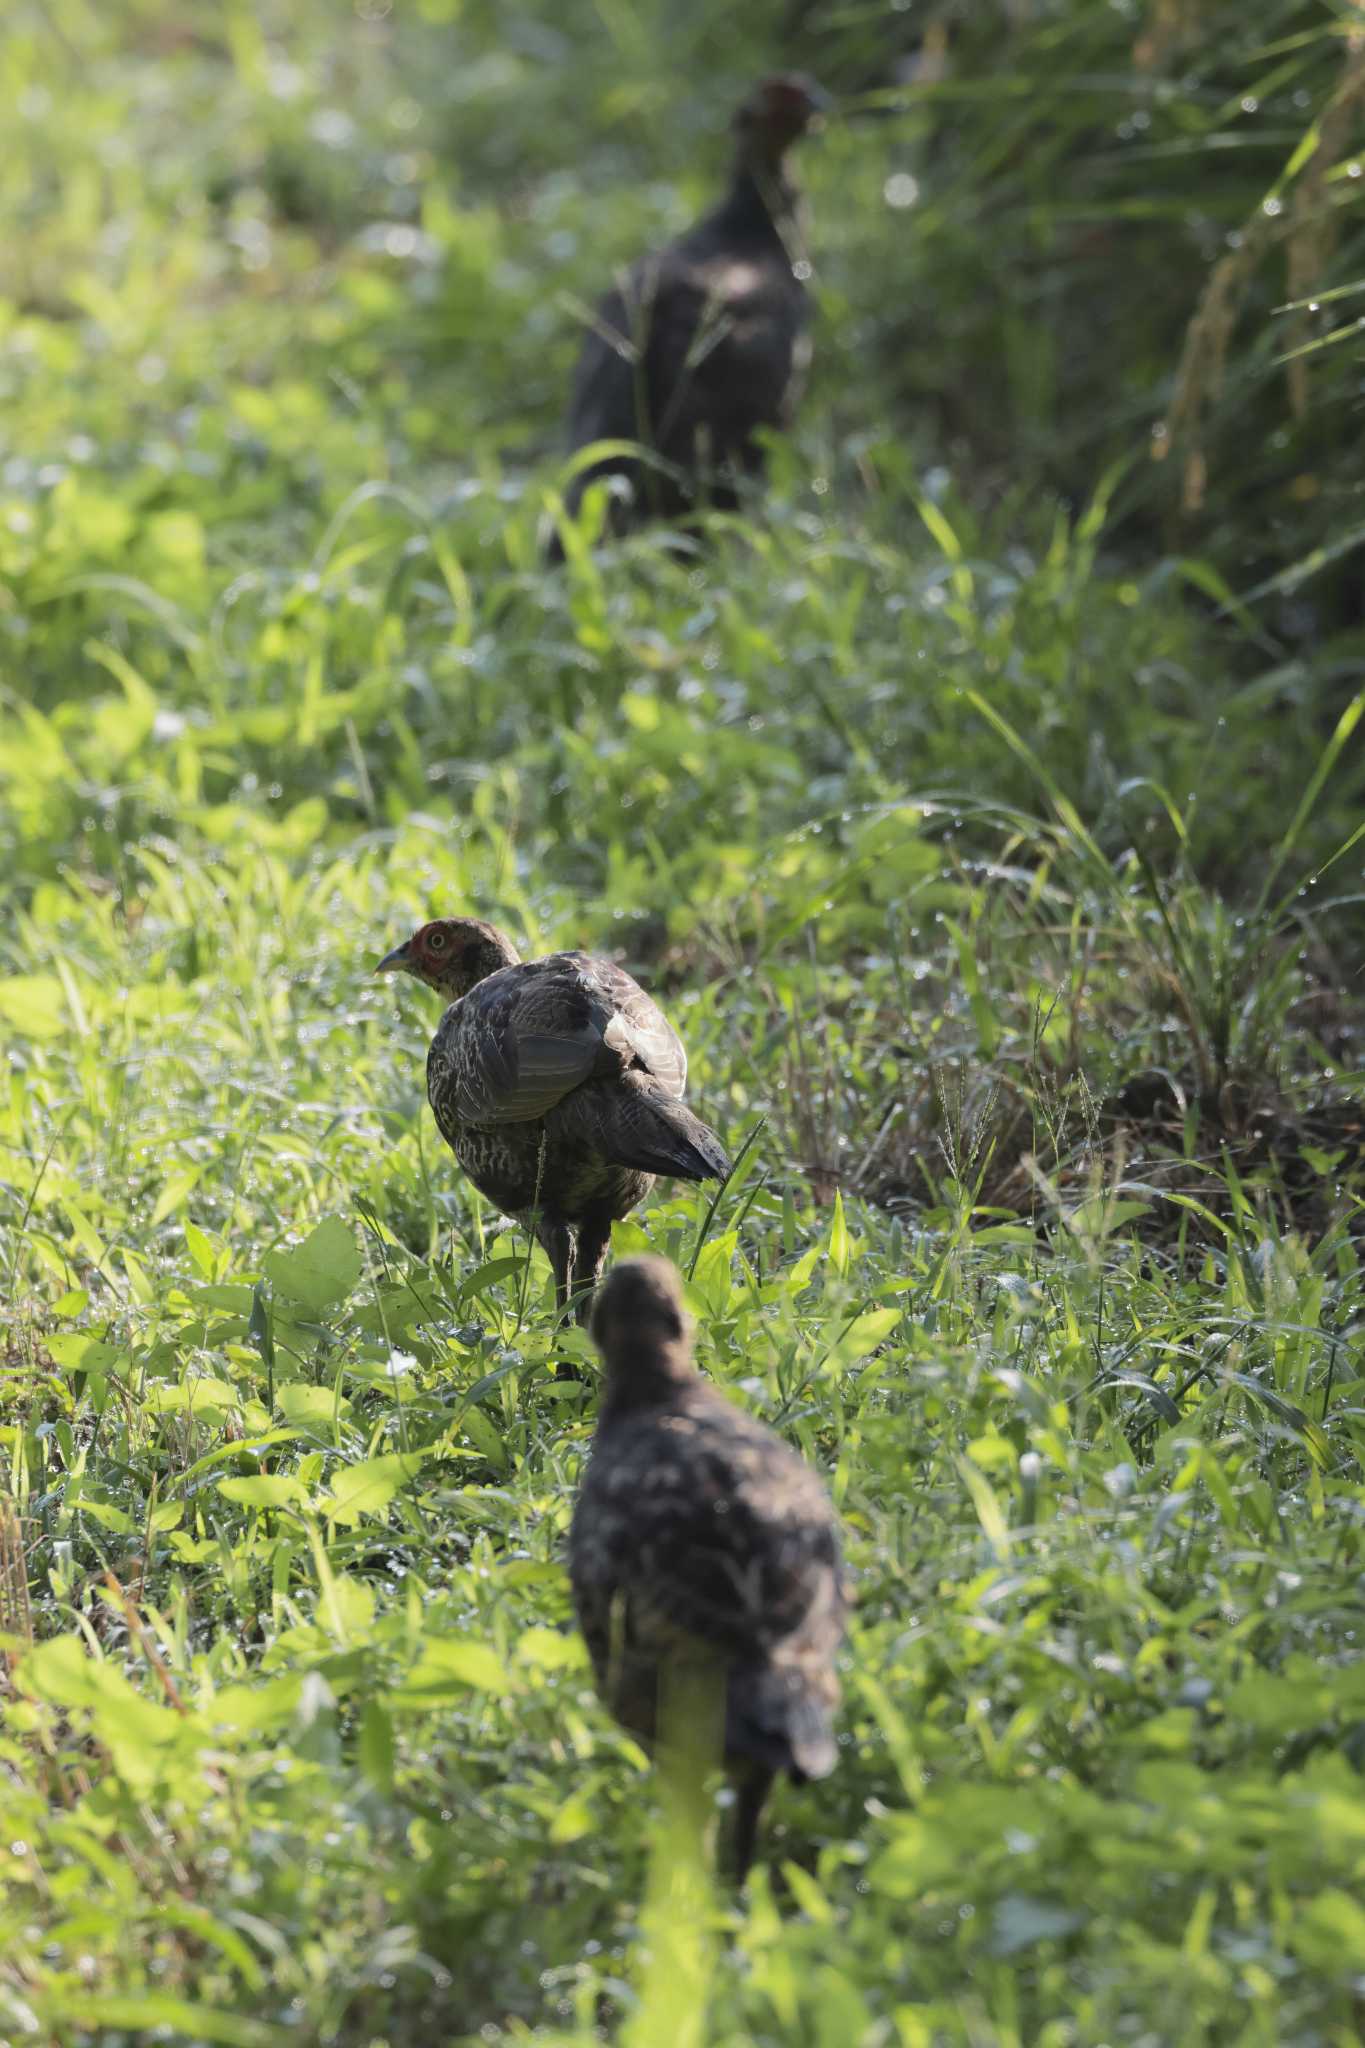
[{"x1": 609, "y1": 1085, "x2": 731, "y2": 1184}]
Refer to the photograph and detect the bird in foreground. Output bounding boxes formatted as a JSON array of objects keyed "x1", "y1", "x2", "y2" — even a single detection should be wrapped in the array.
[
  {"x1": 374, "y1": 919, "x2": 730, "y2": 1324},
  {"x1": 569, "y1": 1256, "x2": 846, "y2": 1880},
  {"x1": 553, "y1": 73, "x2": 829, "y2": 551}
]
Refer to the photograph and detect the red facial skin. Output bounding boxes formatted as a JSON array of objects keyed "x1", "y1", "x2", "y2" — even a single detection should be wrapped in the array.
[
  {"x1": 736, "y1": 74, "x2": 830, "y2": 155},
  {"x1": 402, "y1": 920, "x2": 461, "y2": 982},
  {"x1": 374, "y1": 917, "x2": 520, "y2": 999}
]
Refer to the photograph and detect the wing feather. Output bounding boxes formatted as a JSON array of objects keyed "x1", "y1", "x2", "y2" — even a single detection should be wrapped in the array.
[{"x1": 431, "y1": 953, "x2": 689, "y2": 1127}]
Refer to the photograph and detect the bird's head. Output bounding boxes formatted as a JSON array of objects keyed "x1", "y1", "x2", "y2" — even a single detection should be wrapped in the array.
[
  {"x1": 590, "y1": 1255, "x2": 695, "y2": 1382},
  {"x1": 733, "y1": 73, "x2": 831, "y2": 165},
  {"x1": 374, "y1": 916, "x2": 520, "y2": 999}
]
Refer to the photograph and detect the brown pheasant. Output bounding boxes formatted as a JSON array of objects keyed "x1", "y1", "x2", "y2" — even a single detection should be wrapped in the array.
[
  {"x1": 569, "y1": 1256, "x2": 846, "y2": 1880},
  {"x1": 553, "y1": 73, "x2": 829, "y2": 548},
  {"x1": 375, "y1": 919, "x2": 730, "y2": 1321}
]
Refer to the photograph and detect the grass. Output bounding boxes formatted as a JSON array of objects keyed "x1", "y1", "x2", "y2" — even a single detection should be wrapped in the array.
[{"x1": 2, "y1": 3, "x2": 1365, "y2": 2045}]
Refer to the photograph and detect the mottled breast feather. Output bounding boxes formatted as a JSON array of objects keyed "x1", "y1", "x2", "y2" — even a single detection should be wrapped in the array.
[{"x1": 569, "y1": 1382, "x2": 847, "y2": 1754}]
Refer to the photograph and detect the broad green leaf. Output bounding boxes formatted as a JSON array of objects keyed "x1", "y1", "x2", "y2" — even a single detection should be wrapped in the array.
[
  {"x1": 549, "y1": 1788, "x2": 595, "y2": 1844},
  {"x1": 147, "y1": 507, "x2": 205, "y2": 566},
  {"x1": 322, "y1": 1450, "x2": 426, "y2": 1525},
  {"x1": 144, "y1": 1377, "x2": 241, "y2": 1414},
  {"x1": 210, "y1": 1675, "x2": 304, "y2": 1731},
  {"x1": 184, "y1": 1221, "x2": 219, "y2": 1278},
  {"x1": 1291, "y1": 1889, "x2": 1365, "y2": 1970},
  {"x1": 73, "y1": 1498, "x2": 137, "y2": 1534},
  {"x1": 516, "y1": 1626, "x2": 589, "y2": 1672},
  {"x1": 45, "y1": 1334, "x2": 126, "y2": 1375},
  {"x1": 1065, "y1": 1196, "x2": 1151, "y2": 1241},
  {"x1": 691, "y1": 1230, "x2": 736, "y2": 1314},
  {"x1": 0, "y1": 974, "x2": 68, "y2": 1039},
  {"x1": 327, "y1": 1573, "x2": 376, "y2": 1635},
  {"x1": 276, "y1": 1383, "x2": 350, "y2": 1435},
  {"x1": 457, "y1": 1253, "x2": 527, "y2": 1301},
  {"x1": 21, "y1": 1638, "x2": 186, "y2": 1778},
  {"x1": 787, "y1": 1241, "x2": 823, "y2": 1291},
  {"x1": 825, "y1": 1307, "x2": 902, "y2": 1370},
  {"x1": 460, "y1": 1402, "x2": 510, "y2": 1474},
  {"x1": 216, "y1": 1473, "x2": 306, "y2": 1509},
  {"x1": 264, "y1": 1215, "x2": 362, "y2": 1312},
  {"x1": 23, "y1": 1634, "x2": 114, "y2": 1710},
  {"x1": 392, "y1": 1636, "x2": 516, "y2": 1702}
]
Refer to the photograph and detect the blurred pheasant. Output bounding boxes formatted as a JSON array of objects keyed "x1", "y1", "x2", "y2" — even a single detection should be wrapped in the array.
[
  {"x1": 569, "y1": 1256, "x2": 846, "y2": 1879},
  {"x1": 553, "y1": 74, "x2": 828, "y2": 548},
  {"x1": 375, "y1": 919, "x2": 730, "y2": 1322}
]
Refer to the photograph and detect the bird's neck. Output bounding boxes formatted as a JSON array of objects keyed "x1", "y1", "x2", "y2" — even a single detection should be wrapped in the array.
[
  {"x1": 716, "y1": 155, "x2": 801, "y2": 243},
  {"x1": 433, "y1": 931, "x2": 521, "y2": 1001},
  {"x1": 600, "y1": 1343, "x2": 699, "y2": 1417}
]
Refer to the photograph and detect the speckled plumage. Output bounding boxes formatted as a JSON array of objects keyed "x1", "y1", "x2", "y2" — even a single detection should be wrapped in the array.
[
  {"x1": 555, "y1": 76, "x2": 826, "y2": 545},
  {"x1": 376, "y1": 920, "x2": 730, "y2": 1324},
  {"x1": 570, "y1": 1257, "x2": 846, "y2": 1878}
]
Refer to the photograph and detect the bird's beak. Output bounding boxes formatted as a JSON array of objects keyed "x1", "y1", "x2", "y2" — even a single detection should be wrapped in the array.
[{"x1": 374, "y1": 939, "x2": 414, "y2": 976}]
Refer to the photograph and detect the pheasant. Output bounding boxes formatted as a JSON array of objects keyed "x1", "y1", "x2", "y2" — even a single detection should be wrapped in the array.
[
  {"x1": 569, "y1": 1256, "x2": 846, "y2": 1879},
  {"x1": 375, "y1": 919, "x2": 730, "y2": 1322},
  {"x1": 553, "y1": 73, "x2": 828, "y2": 549}
]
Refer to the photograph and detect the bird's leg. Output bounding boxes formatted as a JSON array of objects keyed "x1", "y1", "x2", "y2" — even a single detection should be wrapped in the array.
[
  {"x1": 534, "y1": 1219, "x2": 574, "y2": 1315},
  {"x1": 569, "y1": 1209, "x2": 614, "y2": 1326},
  {"x1": 729, "y1": 1763, "x2": 775, "y2": 1886},
  {"x1": 535, "y1": 1218, "x2": 582, "y2": 1380}
]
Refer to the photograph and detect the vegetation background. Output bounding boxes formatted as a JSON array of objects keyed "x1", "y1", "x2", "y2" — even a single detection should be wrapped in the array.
[{"x1": 2, "y1": 1, "x2": 1364, "y2": 2043}]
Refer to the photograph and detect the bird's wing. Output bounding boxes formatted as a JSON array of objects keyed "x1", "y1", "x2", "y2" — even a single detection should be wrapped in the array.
[
  {"x1": 436, "y1": 954, "x2": 685, "y2": 1126},
  {"x1": 580, "y1": 955, "x2": 688, "y2": 1099}
]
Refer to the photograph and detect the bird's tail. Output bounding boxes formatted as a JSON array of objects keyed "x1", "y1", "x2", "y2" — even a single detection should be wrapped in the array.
[
  {"x1": 604, "y1": 1079, "x2": 732, "y2": 1183},
  {"x1": 726, "y1": 1664, "x2": 838, "y2": 1784}
]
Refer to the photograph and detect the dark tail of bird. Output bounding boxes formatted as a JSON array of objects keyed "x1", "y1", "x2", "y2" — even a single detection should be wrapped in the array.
[
  {"x1": 726, "y1": 1665, "x2": 838, "y2": 1785},
  {"x1": 607, "y1": 1081, "x2": 732, "y2": 1183}
]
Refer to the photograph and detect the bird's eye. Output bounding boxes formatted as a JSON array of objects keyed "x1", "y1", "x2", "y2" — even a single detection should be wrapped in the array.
[{"x1": 428, "y1": 930, "x2": 447, "y2": 952}]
